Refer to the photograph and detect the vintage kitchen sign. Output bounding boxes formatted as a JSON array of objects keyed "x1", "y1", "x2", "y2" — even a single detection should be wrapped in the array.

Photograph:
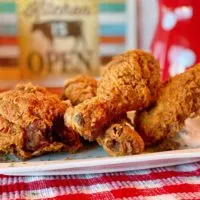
[{"x1": 17, "y1": 0, "x2": 99, "y2": 82}]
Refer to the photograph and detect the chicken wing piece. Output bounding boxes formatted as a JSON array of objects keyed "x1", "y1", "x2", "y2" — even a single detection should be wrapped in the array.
[
  {"x1": 135, "y1": 64, "x2": 200, "y2": 146},
  {"x1": 97, "y1": 119, "x2": 144, "y2": 156},
  {"x1": 65, "y1": 50, "x2": 161, "y2": 141},
  {"x1": 62, "y1": 75, "x2": 97, "y2": 105},
  {"x1": 0, "y1": 83, "x2": 81, "y2": 159}
]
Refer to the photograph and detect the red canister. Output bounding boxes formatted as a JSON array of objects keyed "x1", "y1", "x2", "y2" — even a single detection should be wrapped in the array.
[{"x1": 151, "y1": 0, "x2": 200, "y2": 80}]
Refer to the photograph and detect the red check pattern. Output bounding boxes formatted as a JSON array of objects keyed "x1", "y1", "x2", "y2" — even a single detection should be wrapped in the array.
[{"x1": 1, "y1": 162, "x2": 200, "y2": 199}]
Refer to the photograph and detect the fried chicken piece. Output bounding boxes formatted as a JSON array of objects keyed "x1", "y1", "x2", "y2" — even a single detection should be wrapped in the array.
[
  {"x1": 97, "y1": 50, "x2": 160, "y2": 104},
  {"x1": 156, "y1": 138, "x2": 180, "y2": 151},
  {"x1": 65, "y1": 50, "x2": 161, "y2": 141},
  {"x1": 135, "y1": 64, "x2": 200, "y2": 146},
  {"x1": 97, "y1": 119, "x2": 144, "y2": 156},
  {"x1": 62, "y1": 75, "x2": 97, "y2": 105},
  {"x1": 0, "y1": 83, "x2": 81, "y2": 159},
  {"x1": 62, "y1": 75, "x2": 144, "y2": 156}
]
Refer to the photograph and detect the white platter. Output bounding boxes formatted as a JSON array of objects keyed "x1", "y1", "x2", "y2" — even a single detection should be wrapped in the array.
[{"x1": 0, "y1": 144, "x2": 200, "y2": 176}]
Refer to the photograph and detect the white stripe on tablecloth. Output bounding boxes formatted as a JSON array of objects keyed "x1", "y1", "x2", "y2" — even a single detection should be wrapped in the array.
[
  {"x1": 0, "y1": 13, "x2": 17, "y2": 25},
  {"x1": 0, "y1": 46, "x2": 19, "y2": 58},
  {"x1": 100, "y1": 44, "x2": 125, "y2": 56},
  {"x1": 99, "y1": 13, "x2": 126, "y2": 24}
]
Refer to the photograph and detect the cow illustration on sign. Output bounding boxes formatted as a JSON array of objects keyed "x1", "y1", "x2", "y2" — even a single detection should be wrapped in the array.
[{"x1": 31, "y1": 20, "x2": 91, "y2": 73}]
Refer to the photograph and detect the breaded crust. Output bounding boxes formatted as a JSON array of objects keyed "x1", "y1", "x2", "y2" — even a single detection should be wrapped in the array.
[
  {"x1": 135, "y1": 64, "x2": 200, "y2": 146},
  {"x1": 97, "y1": 119, "x2": 144, "y2": 156},
  {"x1": 0, "y1": 83, "x2": 81, "y2": 159},
  {"x1": 97, "y1": 50, "x2": 160, "y2": 106},
  {"x1": 65, "y1": 50, "x2": 161, "y2": 141},
  {"x1": 62, "y1": 75, "x2": 97, "y2": 105}
]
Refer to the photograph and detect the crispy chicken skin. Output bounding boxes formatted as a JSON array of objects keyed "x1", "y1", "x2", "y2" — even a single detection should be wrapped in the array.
[
  {"x1": 0, "y1": 83, "x2": 81, "y2": 159},
  {"x1": 97, "y1": 50, "x2": 160, "y2": 105},
  {"x1": 62, "y1": 75, "x2": 97, "y2": 105},
  {"x1": 135, "y1": 64, "x2": 200, "y2": 146},
  {"x1": 65, "y1": 50, "x2": 161, "y2": 141},
  {"x1": 63, "y1": 75, "x2": 145, "y2": 156},
  {"x1": 97, "y1": 119, "x2": 144, "y2": 156}
]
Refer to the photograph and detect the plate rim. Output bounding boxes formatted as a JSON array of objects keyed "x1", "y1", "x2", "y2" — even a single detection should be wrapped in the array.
[{"x1": 1, "y1": 147, "x2": 200, "y2": 174}]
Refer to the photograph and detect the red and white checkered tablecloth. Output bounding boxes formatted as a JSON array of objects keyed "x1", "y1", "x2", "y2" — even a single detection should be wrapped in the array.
[{"x1": 1, "y1": 162, "x2": 200, "y2": 200}]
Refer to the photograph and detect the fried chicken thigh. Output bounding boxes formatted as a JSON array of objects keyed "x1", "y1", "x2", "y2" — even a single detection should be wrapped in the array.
[
  {"x1": 135, "y1": 64, "x2": 200, "y2": 146},
  {"x1": 65, "y1": 50, "x2": 161, "y2": 141},
  {"x1": 0, "y1": 83, "x2": 81, "y2": 159}
]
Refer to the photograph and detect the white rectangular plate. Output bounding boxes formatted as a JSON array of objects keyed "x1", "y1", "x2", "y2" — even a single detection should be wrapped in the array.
[{"x1": 0, "y1": 144, "x2": 200, "y2": 176}]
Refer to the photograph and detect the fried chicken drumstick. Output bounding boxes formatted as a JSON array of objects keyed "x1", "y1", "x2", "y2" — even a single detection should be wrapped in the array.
[
  {"x1": 0, "y1": 84, "x2": 81, "y2": 159},
  {"x1": 65, "y1": 50, "x2": 161, "y2": 141},
  {"x1": 97, "y1": 119, "x2": 144, "y2": 156},
  {"x1": 135, "y1": 64, "x2": 200, "y2": 146},
  {"x1": 63, "y1": 75, "x2": 145, "y2": 156}
]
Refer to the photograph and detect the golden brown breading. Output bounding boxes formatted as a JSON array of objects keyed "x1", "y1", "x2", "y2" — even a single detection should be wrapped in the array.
[
  {"x1": 135, "y1": 64, "x2": 200, "y2": 146},
  {"x1": 65, "y1": 50, "x2": 161, "y2": 141},
  {"x1": 65, "y1": 96, "x2": 110, "y2": 140},
  {"x1": 156, "y1": 138, "x2": 180, "y2": 151},
  {"x1": 97, "y1": 50, "x2": 160, "y2": 105},
  {"x1": 62, "y1": 75, "x2": 97, "y2": 105},
  {"x1": 0, "y1": 83, "x2": 81, "y2": 159},
  {"x1": 62, "y1": 75, "x2": 145, "y2": 156},
  {"x1": 97, "y1": 119, "x2": 144, "y2": 156}
]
